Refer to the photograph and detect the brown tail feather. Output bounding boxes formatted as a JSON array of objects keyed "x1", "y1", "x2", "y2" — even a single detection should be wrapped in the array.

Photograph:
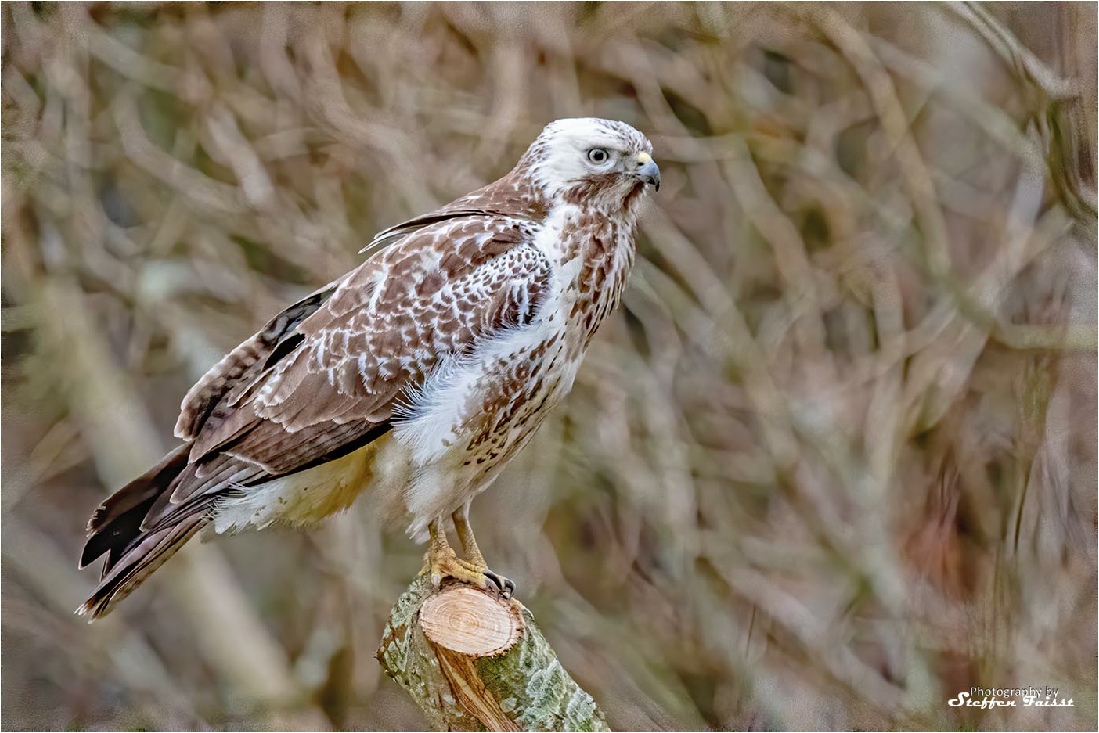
[
  {"x1": 77, "y1": 510, "x2": 209, "y2": 620},
  {"x1": 77, "y1": 444, "x2": 210, "y2": 620}
]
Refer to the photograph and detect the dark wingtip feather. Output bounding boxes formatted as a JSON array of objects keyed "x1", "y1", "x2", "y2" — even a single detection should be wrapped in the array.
[
  {"x1": 78, "y1": 444, "x2": 200, "y2": 617},
  {"x1": 81, "y1": 445, "x2": 192, "y2": 570},
  {"x1": 85, "y1": 445, "x2": 191, "y2": 534}
]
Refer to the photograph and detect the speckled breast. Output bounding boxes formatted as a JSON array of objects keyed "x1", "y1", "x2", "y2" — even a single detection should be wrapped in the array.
[
  {"x1": 458, "y1": 327, "x2": 574, "y2": 484},
  {"x1": 458, "y1": 215, "x2": 637, "y2": 486}
]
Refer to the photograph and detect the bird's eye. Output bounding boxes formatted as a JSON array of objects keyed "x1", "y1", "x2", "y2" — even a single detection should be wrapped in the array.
[{"x1": 586, "y1": 148, "x2": 610, "y2": 165}]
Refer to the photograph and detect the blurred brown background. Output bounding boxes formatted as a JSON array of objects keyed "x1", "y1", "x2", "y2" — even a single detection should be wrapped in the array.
[{"x1": 2, "y1": 2, "x2": 1096, "y2": 730}]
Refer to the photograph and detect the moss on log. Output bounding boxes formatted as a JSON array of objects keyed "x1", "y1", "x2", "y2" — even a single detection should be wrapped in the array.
[{"x1": 376, "y1": 575, "x2": 609, "y2": 732}]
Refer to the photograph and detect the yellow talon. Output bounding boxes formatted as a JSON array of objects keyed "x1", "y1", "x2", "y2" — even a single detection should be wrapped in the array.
[{"x1": 425, "y1": 517, "x2": 514, "y2": 596}]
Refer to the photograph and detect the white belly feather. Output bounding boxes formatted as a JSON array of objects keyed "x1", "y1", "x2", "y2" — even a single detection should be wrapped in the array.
[{"x1": 395, "y1": 310, "x2": 579, "y2": 540}]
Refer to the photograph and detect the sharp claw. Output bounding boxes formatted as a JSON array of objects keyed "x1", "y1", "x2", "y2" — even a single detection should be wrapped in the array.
[
  {"x1": 427, "y1": 544, "x2": 514, "y2": 596},
  {"x1": 484, "y1": 571, "x2": 516, "y2": 598}
]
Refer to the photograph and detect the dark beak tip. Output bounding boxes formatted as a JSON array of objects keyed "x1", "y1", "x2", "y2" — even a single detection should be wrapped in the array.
[{"x1": 637, "y1": 159, "x2": 661, "y2": 191}]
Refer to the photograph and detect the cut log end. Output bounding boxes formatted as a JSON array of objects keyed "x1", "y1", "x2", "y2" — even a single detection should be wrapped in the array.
[
  {"x1": 378, "y1": 575, "x2": 609, "y2": 731},
  {"x1": 419, "y1": 584, "x2": 523, "y2": 657}
]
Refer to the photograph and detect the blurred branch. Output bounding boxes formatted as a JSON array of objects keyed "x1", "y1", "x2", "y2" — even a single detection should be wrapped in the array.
[
  {"x1": 812, "y1": 9, "x2": 956, "y2": 282},
  {"x1": 1, "y1": 521, "x2": 207, "y2": 728},
  {"x1": 949, "y1": 2, "x2": 1098, "y2": 228},
  {"x1": 951, "y1": 2, "x2": 1079, "y2": 99},
  {"x1": 66, "y1": 4, "x2": 179, "y2": 91},
  {"x1": 112, "y1": 91, "x2": 246, "y2": 215}
]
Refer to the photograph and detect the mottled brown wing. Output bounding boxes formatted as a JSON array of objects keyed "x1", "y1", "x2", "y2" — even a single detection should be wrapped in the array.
[
  {"x1": 148, "y1": 215, "x2": 551, "y2": 521},
  {"x1": 174, "y1": 278, "x2": 349, "y2": 441}
]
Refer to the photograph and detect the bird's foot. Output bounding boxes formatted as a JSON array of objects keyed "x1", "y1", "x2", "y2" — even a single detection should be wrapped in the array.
[{"x1": 425, "y1": 546, "x2": 515, "y2": 598}]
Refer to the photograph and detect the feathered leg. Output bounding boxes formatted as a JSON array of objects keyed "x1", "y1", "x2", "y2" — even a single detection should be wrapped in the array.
[{"x1": 452, "y1": 501, "x2": 486, "y2": 567}]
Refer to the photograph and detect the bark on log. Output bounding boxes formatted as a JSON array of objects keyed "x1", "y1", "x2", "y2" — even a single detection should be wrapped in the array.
[{"x1": 376, "y1": 575, "x2": 609, "y2": 732}]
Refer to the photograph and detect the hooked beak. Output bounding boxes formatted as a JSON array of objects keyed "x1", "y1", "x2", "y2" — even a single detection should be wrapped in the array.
[{"x1": 633, "y1": 152, "x2": 661, "y2": 191}]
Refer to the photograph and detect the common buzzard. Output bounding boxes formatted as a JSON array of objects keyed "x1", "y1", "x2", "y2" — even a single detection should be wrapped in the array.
[{"x1": 78, "y1": 117, "x2": 660, "y2": 618}]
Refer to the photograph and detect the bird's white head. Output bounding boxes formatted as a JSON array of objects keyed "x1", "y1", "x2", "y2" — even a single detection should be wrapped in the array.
[{"x1": 517, "y1": 118, "x2": 659, "y2": 212}]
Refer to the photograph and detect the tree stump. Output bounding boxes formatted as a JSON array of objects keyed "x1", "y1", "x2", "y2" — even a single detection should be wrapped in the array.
[{"x1": 376, "y1": 575, "x2": 609, "y2": 732}]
